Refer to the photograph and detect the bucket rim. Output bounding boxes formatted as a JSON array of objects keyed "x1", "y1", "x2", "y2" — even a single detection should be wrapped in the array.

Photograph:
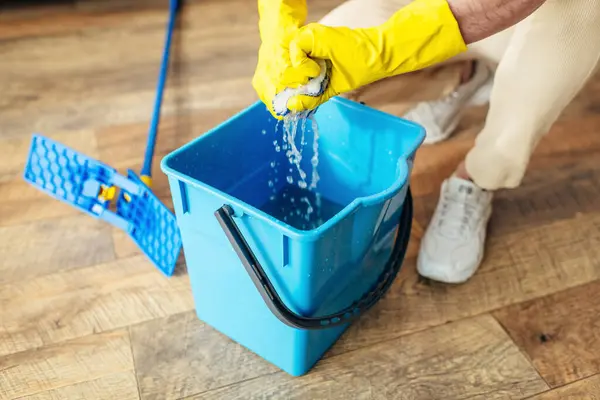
[{"x1": 160, "y1": 97, "x2": 425, "y2": 240}]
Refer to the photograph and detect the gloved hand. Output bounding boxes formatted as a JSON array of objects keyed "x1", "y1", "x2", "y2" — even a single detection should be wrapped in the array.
[
  {"x1": 251, "y1": 0, "x2": 321, "y2": 119},
  {"x1": 285, "y1": 0, "x2": 468, "y2": 113}
]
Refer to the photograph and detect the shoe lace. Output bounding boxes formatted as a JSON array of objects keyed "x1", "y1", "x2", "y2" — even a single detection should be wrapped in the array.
[{"x1": 437, "y1": 192, "x2": 479, "y2": 239}]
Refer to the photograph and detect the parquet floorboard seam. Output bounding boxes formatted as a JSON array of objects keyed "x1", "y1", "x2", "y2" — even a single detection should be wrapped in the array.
[
  {"x1": 318, "y1": 273, "x2": 600, "y2": 362},
  {"x1": 2, "y1": 261, "x2": 599, "y2": 363},
  {"x1": 0, "y1": 308, "x2": 549, "y2": 399},
  {"x1": 521, "y1": 373, "x2": 600, "y2": 400},
  {"x1": 167, "y1": 313, "x2": 548, "y2": 399},
  {"x1": 9, "y1": 372, "x2": 137, "y2": 400},
  {"x1": 490, "y1": 313, "x2": 552, "y2": 389},
  {"x1": 127, "y1": 327, "x2": 144, "y2": 400}
]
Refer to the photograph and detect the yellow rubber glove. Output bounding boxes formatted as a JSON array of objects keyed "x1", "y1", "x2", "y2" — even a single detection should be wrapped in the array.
[
  {"x1": 251, "y1": 0, "x2": 321, "y2": 119},
  {"x1": 286, "y1": 0, "x2": 468, "y2": 113}
]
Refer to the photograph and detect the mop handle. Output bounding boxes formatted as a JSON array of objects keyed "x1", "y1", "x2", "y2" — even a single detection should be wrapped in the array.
[{"x1": 140, "y1": 0, "x2": 180, "y2": 185}]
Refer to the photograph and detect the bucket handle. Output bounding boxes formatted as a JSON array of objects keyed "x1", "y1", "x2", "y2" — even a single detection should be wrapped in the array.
[{"x1": 214, "y1": 188, "x2": 413, "y2": 330}]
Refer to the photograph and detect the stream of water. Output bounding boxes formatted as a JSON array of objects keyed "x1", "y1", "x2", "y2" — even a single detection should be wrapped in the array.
[{"x1": 262, "y1": 112, "x2": 341, "y2": 230}]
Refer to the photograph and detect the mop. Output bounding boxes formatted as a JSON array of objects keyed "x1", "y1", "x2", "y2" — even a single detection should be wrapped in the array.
[{"x1": 22, "y1": 0, "x2": 182, "y2": 277}]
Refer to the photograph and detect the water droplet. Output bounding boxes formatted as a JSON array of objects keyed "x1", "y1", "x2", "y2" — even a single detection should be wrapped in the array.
[
  {"x1": 265, "y1": 112, "x2": 322, "y2": 229},
  {"x1": 261, "y1": 129, "x2": 267, "y2": 135}
]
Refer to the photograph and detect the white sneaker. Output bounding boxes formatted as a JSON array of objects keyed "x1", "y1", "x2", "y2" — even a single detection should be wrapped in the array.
[
  {"x1": 417, "y1": 176, "x2": 493, "y2": 284},
  {"x1": 403, "y1": 61, "x2": 494, "y2": 144}
]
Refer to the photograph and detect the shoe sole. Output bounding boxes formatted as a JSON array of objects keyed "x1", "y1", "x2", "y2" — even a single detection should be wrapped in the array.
[{"x1": 417, "y1": 252, "x2": 483, "y2": 284}]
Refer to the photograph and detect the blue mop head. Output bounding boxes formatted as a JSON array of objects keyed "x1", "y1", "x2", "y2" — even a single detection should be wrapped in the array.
[{"x1": 23, "y1": 134, "x2": 182, "y2": 276}]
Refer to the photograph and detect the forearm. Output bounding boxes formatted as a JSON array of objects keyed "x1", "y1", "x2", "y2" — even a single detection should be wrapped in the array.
[{"x1": 447, "y1": 0, "x2": 547, "y2": 43}]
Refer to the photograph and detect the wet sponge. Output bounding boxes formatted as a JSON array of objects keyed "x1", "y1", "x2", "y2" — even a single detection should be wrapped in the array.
[{"x1": 272, "y1": 59, "x2": 330, "y2": 116}]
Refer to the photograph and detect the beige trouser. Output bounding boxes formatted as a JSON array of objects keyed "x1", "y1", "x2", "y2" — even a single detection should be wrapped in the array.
[{"x1": 319, "y1": 0, "x2": 600, "y2": 190}]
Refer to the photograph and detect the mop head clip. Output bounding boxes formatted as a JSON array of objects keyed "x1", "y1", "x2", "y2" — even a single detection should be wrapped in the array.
[
  {"x1": 272, "y1": 58, "x2": 331, "y2": 117},
  {"x1": 23, "y1": 134, "x2": 182, "y2": 276}
]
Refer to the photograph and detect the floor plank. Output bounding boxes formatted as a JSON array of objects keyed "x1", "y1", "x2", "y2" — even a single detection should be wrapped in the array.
[
  {"x1": 0, "y1": 179, "x2": 82, "y2": 227},
  {"x1": 16, "y1": 371, "x2": 140, "y2": 400},
  {"x1": 0, "y1": 215, "x2": 114, "y2": 286},
  {"x1": 0, "y1": 8, "x2": 253, "y2": 136},
  {"x1": 489, "y1": 156, "x2": 600, "y2": 236},
  {"x1": 130, "y1": 311, "x2": 279, "y2": 400},
  {"x1": 0, "y1": 0, "x2": 343, "y2": 137},
  {"x1": 0, "y1": 330, "x2": 133, "y2": 400},
  {"x1": 526, "y1": 374, "x2": 600, "y2": 400},
  {"x1": 494, "y1": 280, "x2": 600, "y2": 388},
  {"x1": 0, "y1": 255, "x2": 194, "y2": 358},
  {"x1": 0, "y1": 130, "x2": 97, "y2": 184},
  {"x1": 0, "y1": 2, "x2": 193, "y2": 40},
  {"x1": 187, "y1": 316, "x2": 548, "y2": 400}
]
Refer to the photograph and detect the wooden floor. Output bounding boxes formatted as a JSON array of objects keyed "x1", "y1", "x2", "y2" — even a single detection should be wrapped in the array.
[{"x1": 1, "y1": 1, "x2": 599, "y2": 399}]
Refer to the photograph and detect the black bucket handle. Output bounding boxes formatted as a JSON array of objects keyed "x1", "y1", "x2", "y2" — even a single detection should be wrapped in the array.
[{"x1": 214, "y1": 187, "x2": 413, "y2": 330}]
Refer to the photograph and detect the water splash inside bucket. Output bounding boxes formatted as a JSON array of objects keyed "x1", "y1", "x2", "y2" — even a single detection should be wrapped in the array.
[{"x1": 263, "y1": 111, "x2": 330, "y2": 229}]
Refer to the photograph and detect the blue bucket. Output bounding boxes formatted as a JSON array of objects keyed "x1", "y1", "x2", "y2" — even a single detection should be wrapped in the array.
[{"x1": 161, "y1": 97, "x2": 425, "y2": 376}]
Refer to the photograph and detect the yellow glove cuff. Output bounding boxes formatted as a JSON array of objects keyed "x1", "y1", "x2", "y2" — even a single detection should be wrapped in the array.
[
  {"x1": 378, "y1": 0, "x2": 468, "y2": 76},
  {"x1": 258, "y1": 0, "x2": 307, "y2": 42}
]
